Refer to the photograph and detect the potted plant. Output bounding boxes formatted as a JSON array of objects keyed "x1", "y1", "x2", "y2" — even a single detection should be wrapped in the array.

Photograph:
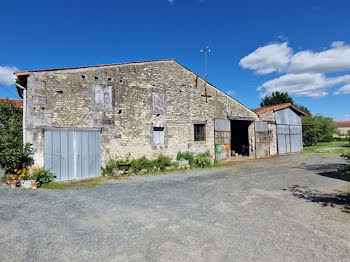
[
  {"x1": 16, "y1": 167, "x2": 36, "y2": 189},
  {"x1": 117, "y1": 154, "x2": 131, "y2": 171},
  {"x1": 8, "y1": 174, "x2": 18, "y2": 188}
]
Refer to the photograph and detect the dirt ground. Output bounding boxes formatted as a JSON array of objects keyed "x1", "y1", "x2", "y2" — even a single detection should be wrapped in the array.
[{"x1": 0, "y1": 153, "x2": 350, "y2": 261}]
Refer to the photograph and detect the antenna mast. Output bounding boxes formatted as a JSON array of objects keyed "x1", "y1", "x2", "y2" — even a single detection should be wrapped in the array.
[{"x1": 200, "y1": 46, "x2": 211, "y2": 81}]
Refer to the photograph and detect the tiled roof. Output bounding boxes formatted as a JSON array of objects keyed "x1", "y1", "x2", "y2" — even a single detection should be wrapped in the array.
[
  {"x1": 332, "y1": 121, "x2": 350, "y2": 128},
  {"x1": 0, "y1": 98, "x2": 23, "y2": 107},
  {"x1": 252, "y1": 103, "x2": 307, "y2": 116}
]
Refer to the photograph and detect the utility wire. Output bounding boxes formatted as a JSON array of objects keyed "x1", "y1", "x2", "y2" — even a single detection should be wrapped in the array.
[{"x1": 0, "y1": 85, "x2": 19, "y2": 98}]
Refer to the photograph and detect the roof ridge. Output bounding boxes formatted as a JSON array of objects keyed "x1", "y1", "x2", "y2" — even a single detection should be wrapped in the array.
[{"x1": 15, "y1": 58, "x2": 175, "y2": 76}]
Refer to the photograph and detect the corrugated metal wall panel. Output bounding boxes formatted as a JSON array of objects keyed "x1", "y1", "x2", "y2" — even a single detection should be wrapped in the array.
[
  {"x1": 45, "y1": 130, "x2": 101, "y2": 181},
  {"x1": 255, "y1": 121, "x2": 268, "y2": 132},
  {"x1": 215, "y1": 119, "x2": 230, "y2": 131},
  {"x1": 275, "y1": 108, "x2": 302, "y2": 125}
]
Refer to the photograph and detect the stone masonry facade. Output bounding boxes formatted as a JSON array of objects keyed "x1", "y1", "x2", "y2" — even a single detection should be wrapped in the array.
[{"x1": 23, "y1": 59, "x2": 258, "y2": 166}]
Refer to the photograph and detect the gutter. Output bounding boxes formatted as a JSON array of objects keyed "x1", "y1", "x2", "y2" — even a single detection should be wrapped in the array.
[{"x1": 15, "y1": 83, "x2": 27, "y2": 146}]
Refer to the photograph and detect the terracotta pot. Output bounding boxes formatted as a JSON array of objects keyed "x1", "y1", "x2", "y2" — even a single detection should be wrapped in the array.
[
  {"x1": 10, "y1": 181, "x2": 17, "y2": 188},
  {"x1": 31, "y1": 182, "x2": 39, "y2": 189}
]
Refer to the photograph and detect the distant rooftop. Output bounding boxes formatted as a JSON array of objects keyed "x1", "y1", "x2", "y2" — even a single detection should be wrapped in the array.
[
  {"x1": 252, "y1": 103, "x2": 307, "y2": 116},
  {"x1": 0, "y1": 98, "x2": 23, "y2": 108},
  {"x1": 332, "y1": 121, "x2": 350, "y2": 128}
]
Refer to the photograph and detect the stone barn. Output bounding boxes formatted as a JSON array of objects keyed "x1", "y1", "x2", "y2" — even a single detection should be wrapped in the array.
[
  {"x1": 15, "y1": 59, "x2": 259, "y2": 180},
  {"x1": 252, "y1": 103, "x2": 307, "y2": 155}
]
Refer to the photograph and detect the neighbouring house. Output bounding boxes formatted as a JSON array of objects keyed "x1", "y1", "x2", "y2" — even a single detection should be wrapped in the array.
[
  {"x1": 15, "y1": 59, "x2": 262, "y2": 180},
  {"x1": 252, "y1": 103, "x2": 307, "y2": 155},
  {"x1": 332, "y1": 121, "x2": 350, "y2": 137},
  {"x1": 0, "y1": 98, "x2": 23, "y2": 108}
]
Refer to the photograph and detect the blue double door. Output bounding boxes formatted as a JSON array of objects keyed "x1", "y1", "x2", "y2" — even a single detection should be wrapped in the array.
[{"x1": 44, "y1": 130, "x2": 101, "y2": 181}]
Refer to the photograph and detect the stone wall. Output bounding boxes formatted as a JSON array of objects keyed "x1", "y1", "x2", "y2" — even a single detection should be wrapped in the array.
[{"x1": 24, "y1": 60, "x2": 258, "y2": 166}]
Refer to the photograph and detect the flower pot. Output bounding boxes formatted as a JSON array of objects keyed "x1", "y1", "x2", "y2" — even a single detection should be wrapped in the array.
[
  {"x1": 21, "y1": 180, "x2": 35, "y2": 189},
  {"x1": 5, "y1": 174, "x2": 12, "y2": 184},
  {"x1": 31, "y1": 182, "x2": 39, "y2": 189},
  {"x1": 118, "y1": 164, "x2": 130, "y2": 171},
  {"x1": 10, "y1": 181, "x2": 17, "y2": 188}
]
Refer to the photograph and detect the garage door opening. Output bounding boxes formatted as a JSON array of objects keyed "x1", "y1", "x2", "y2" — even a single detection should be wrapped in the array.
[{"x1": 230, "y1": 120, "x2": 251, "y2": 156}]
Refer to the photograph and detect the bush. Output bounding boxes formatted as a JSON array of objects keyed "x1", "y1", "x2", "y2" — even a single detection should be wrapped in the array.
[
  {"x1": 340, "y1": 153, "x2": 350, "y2": 175},
  {"x1": 130, "y1": 156, "x2": 154, "y2": 172},
  {"x1": 153, "y1": 155, "x2": 172, "y2": 171},
  {"x1": 176, "y1": 151, "x2": 194, "y2": 164},
  {"x1": 101, "y1": 154, "x2": 131, "y2": 175},
  {"x1": 320, "y1": 132, "x2": 334, "y2": 142},
  {"x1": 0, "y1": 102, "x2": 34, "y2": 173},
  {"x1": 196, "y1": 151, "x2": 212, "y2": 168},
  {"x1": 302, "y1": 114, "x2": 337, "y2": 146}
]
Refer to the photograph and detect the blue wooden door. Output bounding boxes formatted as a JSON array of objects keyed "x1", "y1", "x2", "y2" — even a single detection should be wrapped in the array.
[{"x1": 44, "y1": 130, "x2": 101, "y2": 181}]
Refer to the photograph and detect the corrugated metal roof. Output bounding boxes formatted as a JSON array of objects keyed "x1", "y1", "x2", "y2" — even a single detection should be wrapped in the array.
[{"x1": 252, "y1": 103, "x2": 307, "y2": 116}]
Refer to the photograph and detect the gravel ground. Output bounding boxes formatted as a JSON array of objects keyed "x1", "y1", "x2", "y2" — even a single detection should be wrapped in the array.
[{"x1": 1, "y1": 153, "x2": 350, "y2": 262}]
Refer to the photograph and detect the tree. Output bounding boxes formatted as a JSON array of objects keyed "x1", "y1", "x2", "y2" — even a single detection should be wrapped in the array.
[
  {"x1": 302, "y1": 114, "x2": 337, "y2": 146},
  {"x1": 260, "y1": 91, "x2": 294, "y2": 107},
  {"x1": 260, "y1": 91, "x2": 311, "y2": 115},
  {"x1": 295, "y1": 104, "x2": 311, "y2": 115},
  {"x1": 0, "y1": 101, "x2": 33, "y2": 174}
]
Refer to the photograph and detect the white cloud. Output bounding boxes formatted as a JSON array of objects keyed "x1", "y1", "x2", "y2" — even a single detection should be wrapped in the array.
[
  {"x1": 259, "y1": 73, "x2": 350, "y2": 98},
  {"x1": 289, "y1": 42, "x2": 350, "y2": 74},
  {"x1": 0, "y1": 66, "x2": 18, "y2": 86},
  {"x1": 239, "y1": 42, "x2": 292, "y2": 74},
  {"x1": 344, "y1": 114, "x2": 350, "y2": 120},
  {"x1": 240, "y1": 41, "x2": 350, "y2": 98},
  {"x1": 168, "y1": 0, "x2": 174, "y2": 4},
  {"x1": 334, "y1": 83, "x2": 350, "y2": 95},
  {"x1": 227, "y1": 90, "x2": 235, "y2": 96}
]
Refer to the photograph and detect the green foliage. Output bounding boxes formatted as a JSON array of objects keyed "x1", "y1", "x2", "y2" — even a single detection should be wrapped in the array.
[
  {"x1": 340, "y1": 153, "x2": 350, "y2": 175},
  {"x1": 260, "y1": 91, "x2": 294, "y2": 107},
  {"x1": 35, "y1": 169, "x2": 56, "y2": 186},
  {"x1": 153, "y1": 155, "x2": 172, "y2": 171},
  {"x1": 196, "y1": 151, "x2": 212, "y2": 168},
  {"x1": 101, "y1": 154, "x2": 131, "y2": 175},
  {"x1": 0, "y1": 102, "x2": 33, "y2": 173},
  {"x1": 130, "y1": 156, "x2": 155, "y2": 172},
  {"x1": 295, "y1": 104, "x2": 311, "y2": 115},
  {"x1": 176, "y1": 151, "x2": 194, "y2": 164},
  {"x1": 260, "y1": 91, "x2": 311, "y2": 115},
  {"x1": 302, "y1": 114, "x2": 337, "y2": 146}
]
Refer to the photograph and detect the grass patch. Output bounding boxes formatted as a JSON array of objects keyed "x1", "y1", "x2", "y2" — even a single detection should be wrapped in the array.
[
  {"x1": 303, "y1": 141, "x2": 350, "y2": 155},
  {"x1": 41, "y1": 180, "x2": 102, "y2": 190}
]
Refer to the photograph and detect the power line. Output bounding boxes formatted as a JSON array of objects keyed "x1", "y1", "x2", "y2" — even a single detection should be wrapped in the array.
[{"x1": 0, "y1": 85, "x2": 19, "y2": 98}]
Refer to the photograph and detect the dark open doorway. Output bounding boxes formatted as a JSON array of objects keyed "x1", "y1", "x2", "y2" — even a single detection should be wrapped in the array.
[{"x1": 230, "y1": 120, "x2": 251, "y2": 156}]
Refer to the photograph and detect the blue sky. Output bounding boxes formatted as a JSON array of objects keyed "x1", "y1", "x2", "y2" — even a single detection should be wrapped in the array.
[{"x1": 1, "y1": 0, "x2": 349, "y2": 120}]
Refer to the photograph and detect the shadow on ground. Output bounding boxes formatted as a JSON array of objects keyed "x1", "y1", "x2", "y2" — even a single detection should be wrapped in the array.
[
  {"x1": 297, "y1": 163, "x2": 350, "y2": 182},
  {"x1": 287, "y1": 185, "x2": 350, "y2": 213}
]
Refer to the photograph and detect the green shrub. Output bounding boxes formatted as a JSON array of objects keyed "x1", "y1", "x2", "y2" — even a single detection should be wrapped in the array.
[
  {"x1": 102, "y1": 158, "x2": 118, "y2": 176},
  {"x1": 196, "y1": 151, "x2": 212, "y2": 168},
  {"x1": 130, "y1": 156, "x2": 154, "y2": 172},
  {"x1": 102, "y1": 154, "x2": 131, "y2": 175},
  {"x1": 35, "y1": 168, "x2": 56, "y2": 187},
  {"x1": 153, "y1": 155, "x2": 172, "y2": 171},
  {"x1": 176, "y1": 151, "x2": 194, "y2": 163},
  {"x1": 0, "y1": 102, "x2": 34, "y2": 173}
]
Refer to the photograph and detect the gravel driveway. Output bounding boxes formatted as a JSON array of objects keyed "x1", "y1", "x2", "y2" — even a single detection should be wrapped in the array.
[{"x1": 1, "y1": 153, "x2": 350, "y2": 262}]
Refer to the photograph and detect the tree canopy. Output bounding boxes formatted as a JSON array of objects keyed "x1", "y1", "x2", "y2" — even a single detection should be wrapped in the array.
[
  {"x1": 260, "y1": 91, "x2": 311, "y2": 115},
  {"x1": 0, "y1": 101, "x2": 33, "y2": 173}
]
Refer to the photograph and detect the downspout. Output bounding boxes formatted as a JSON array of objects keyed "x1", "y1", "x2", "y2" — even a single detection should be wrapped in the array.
[{"x1": 15, "y1": 83, "x2": 26, "y2": 146}]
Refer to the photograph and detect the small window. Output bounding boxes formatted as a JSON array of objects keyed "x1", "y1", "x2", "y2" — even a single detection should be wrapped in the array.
[
  {"x1": 194, "y1": 124, "x2": 205, "y2": 141},
  {"x1": 153, "y1": 127, "x2": 164, "y2": 146}
]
